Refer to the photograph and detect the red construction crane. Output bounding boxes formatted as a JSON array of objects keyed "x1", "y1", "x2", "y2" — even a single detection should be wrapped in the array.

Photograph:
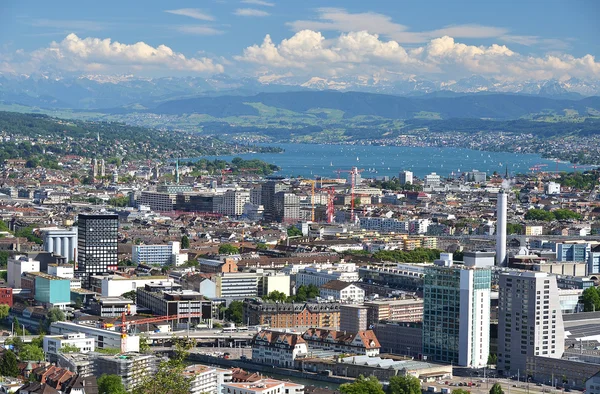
[
  {"x1": 333, "y1": 167, "x2": 363, "y2": 222},
  {"x1": 221, "y1": 169, "x2": 232, "y2": 182},
  {"x1": 103, "y1": 312, "x2": 202, "y2": 353},
  {"x1": 326, "y1": 187, "x2": 335, "y2": 223}
]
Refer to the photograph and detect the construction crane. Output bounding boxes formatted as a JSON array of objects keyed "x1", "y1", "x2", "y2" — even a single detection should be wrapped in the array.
[
  {"x1": 333, "y1": 167, "x2": 363, "y2": 222},
  {"x1": 220, "y1": 169, "x2": 232, "y2": 182},
  {"x1": 326, "y1": 187, "x2": 335, "y2": 223},
  {"x1": 104, "y1": 312, "x2": 203, "y2": 353},
  {"x1": 300, "y1": 179, "x2": 340, "y2": 222}
]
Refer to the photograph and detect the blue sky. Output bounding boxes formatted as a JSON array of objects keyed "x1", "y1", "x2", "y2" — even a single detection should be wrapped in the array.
[{"x1": 1, "y1": 0, "x2": 599, "y2": 82}]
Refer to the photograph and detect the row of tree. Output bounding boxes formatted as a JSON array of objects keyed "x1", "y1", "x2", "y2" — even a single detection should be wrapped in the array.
[{"x1": 524, "y1": 208, "x2": 582, "y2": 222}]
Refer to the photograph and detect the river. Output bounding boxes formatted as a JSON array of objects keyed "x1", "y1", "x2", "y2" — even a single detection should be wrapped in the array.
[{"x1": 196, "y1": 143, "x2": 580, "y2": 179}]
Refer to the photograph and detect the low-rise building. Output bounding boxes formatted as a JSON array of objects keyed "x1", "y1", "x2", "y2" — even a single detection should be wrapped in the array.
[
  {"x1": 183, "y1": 364, "x2": 233, "y2": 394},
  {"x1": 252, "y1": 330, "x2": 308, "y2": 368},
  {"x1": 222, "y1": 379, "x2": 304, "y2": 394},
  {"x1": 136, "y1": 282, "x2": 209, "y2": 324},
  {"x1": 364, "y1": 298, "x2": 423, "y2": 325},
  {"x1": 43, "y1": 333, "x2": 95, "y2": 357},
  {"x1": 301, "y1": 328, "x2": 381, "y2": 357},
  {"x1": 30, "y1": 272, "x2": 71, "y2": 309},
  {"x1": 89, "y1": 297, "x2": 136, "y2": 317},
  {"x1": 132, "y1": 241, "x2": 187, "y2": 266},
  {"x1": 319, "y1": 281, "x2": 365, "y2": 304},
  {"x1": 244, "y1": 299, "x2": 340, "y2": 329}
]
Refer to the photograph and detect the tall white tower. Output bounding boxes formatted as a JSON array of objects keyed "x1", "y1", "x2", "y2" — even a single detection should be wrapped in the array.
[{"x1": 496, "y1": 190, "x2": 508, "y2": 266}]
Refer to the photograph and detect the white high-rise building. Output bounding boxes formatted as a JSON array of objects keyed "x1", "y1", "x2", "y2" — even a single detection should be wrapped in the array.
[
  {"x1": 497, "y1": 272, "x2": 565, "y2": 376},
  {"x1": 496, "y1": 191, "x2": 508, "y2": 266},
  {"x1": 423, "y1": 254, "x2": 491, "y2": 367},
  {"x1": 43, "y1": 228, "x2": 78, "y2": 262},
  {"x1": 219, "y1": 189, "x2": 250, "y2": 216},
  {"x1": 399, "y1": 171, "x2": 413, "y2": 185},
  {"x1": 424, "y1": 172, "x2": 441, "y2": 188}
]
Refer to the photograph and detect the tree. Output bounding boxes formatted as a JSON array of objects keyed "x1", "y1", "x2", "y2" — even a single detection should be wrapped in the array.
[
  {"x1": 287, "y1": 226, "x2": 302, "y2": 237},
  {"x1": 487, "y1": 353, "x2": 498, "y2": 366},
  {"x1": 506, "y1": 223, "x2": 524, "y2": 235},
  {"x1": 387, "y1": 375, "x2": 421, "y2": 394},
  {"x1": 490, "y1": 383, "x2": 504, "y2": 394},
  {"x1": 133, "y1": 342, "x2": 192, "y2": 394},
  {"x1": 524, "y1": 209, "x2": 555, "y2": 222},
  {"x1": 224, "y1": 301, "x2": 243, "y2": 324},
  {"x1": 18, "y1": 344, "x2": 44, "y2": 361},
  {"x1": 98, "y1": 374, "x2": 127, "y2": 394},
  {"x1": 0, "y1": 350, "x2": 19, "y2": 377},
  {"x1": 256, "y1": 243, "x2": 268, "y2": 251},
  {"x1": 340, "y1": 376, "x2": 386, "y2": 394},
  {"x1": 181, "y1": 235, "x2": 190, "y2": 249},
  {"x1": 0, "y1": 304, "x2": 9, "y2": 320},
  {"x1": 263, "y1": 291, "x2": 287, "y2": 303},
  {"x1": 46, "y1": 307, "x2": 65, "y2": 329},
  {"x1": 582, "y1": 287, "x2": 600, "y2": 312},
  {"x1": 290, "y1": 284, "x2": 320, "y2": 302},
  {"x1": 59, "y1": 344, "x2": 81, "y2": 353},
  {"x1": 139, "y1": 335, "x2": 150, "y2": 353},
  {"x1": 218, "y1": 244, "x2": 239, "y2": 255},
  {"x1": 121, "y1": 290, "x2": 137, "y2": 303}
]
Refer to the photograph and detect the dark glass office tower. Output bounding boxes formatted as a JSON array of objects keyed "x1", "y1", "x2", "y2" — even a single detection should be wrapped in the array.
[{"x1": 76, "y1": 214, "x2": 118, "y2": 287}]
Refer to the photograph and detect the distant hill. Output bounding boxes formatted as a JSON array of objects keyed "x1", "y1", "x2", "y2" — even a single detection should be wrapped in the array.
[{"x1": 149, "y1": 91, "x2": 600, "y2": 120}]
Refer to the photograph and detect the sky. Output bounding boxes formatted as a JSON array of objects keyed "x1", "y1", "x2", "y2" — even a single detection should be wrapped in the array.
[{"x1": 1, "y1": 0, "x2": 599, "y2": 83}]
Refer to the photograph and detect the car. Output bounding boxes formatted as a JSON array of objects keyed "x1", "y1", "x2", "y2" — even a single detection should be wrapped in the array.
[
  {"x1": 536, "y1": 383, "x2": 543, "y2": 387},
  {"x1": 240, "y1": 355, "x2": 248, "y2": 360}
]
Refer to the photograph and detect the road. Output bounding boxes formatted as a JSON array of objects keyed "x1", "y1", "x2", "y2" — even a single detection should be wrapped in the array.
[{"x1": 431, "y1": 376, "x2": 580, "y2": 394}]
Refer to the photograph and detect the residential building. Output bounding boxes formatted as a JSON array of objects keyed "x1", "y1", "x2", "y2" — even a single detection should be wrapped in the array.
[
  {"x1": 50, "y1": 321, "x2": 140, "y2": 352},
  {"x1": 243, "y1": 299, "x2": 340, "y2": 329},
  {"x1": 587, "y1": 371, "x2": 600, "y2": 394},
  {"x1": 260, "y1": 274, "x2": 291, "y2": 297},
  {"x1": 497, "y1": 271, "x2": 565, "y2": 377},
  {"x1": 302, "y1": 328, "x2": 381, "y2": 356},
  {"x1": 89, "y1": 296, "x2": 136, "y2": 317},
  {"x1": 132, "y1": 241, "x2": 187, "y2": 266},
  {"x1": 340, "y1": 305, "x2": 368, "y2": 333},
  {"x1": 183, "y1": 364, "x2": 233, "y2": 394},
  {"x1": 43, "y1": 333, "x2": 95, "y2": 357},
  {"x1": 274, "y1": 191, "x2": 301, "y2": 223},
  {"x1": 198, "y1": 258, "x2": 238, "y2": 273},
  {"x1": 295, "y1": 263, "x2": 359, "y2": 288},
  {"x1": 319, "y1": 280, "x2": 365, "y2": 303},
  {"x1": 8, "y1": 255, "x2": 40, "y2": 288},
  {"x1": 359, "y1": 217, "x2": 409, "y2": 233},
  {"x1": 252, "y1": 330, "x2": 308, "y2": 368},
  {"x1": 525, "y1": 225, "x2": 544, "y2": 236},
  {"x1": 76, "y1": 214, "x2": 119, "y2": 288},
  {"x1": 399, "y1": 171, "x2": 413, "y2": 186},
  {"x1": 364, "y1": 298, "x2": 423, "y2": 326},
  {"x1": 0, "y1": 286, "x2": 13, "y2": 306},
  {"x1": 423, "y1": 254, "x2": 491, "y2": 367},
  {"x1": 95, "y1": 353, "x2": 157, "y2": 391},
  {"x1": 42, "y1": 228, "x2": 78, "y2": 262}
]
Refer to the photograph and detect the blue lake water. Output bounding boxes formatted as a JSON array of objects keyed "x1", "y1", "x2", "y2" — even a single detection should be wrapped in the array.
[{"x1": 197, "y1": 143, "x2": 579, "y2": 179}]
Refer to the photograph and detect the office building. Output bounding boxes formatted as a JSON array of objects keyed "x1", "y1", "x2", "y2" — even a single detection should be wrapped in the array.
[
  {"x1": 76, "y1": 214, "x2": 118, "y2": 288},
  {"x1": 90, "y1": 274, "x2": 169, "y2": 297},
  {"x1": 364, "y1": 298, "x2": 423, "y2": 326},
  {"x1": 7, "y1": 255, "x2": 40, "y2": 288},
  {"x1": 424, "y1": 172, "x2": 441, "y2": 188},
  {"x1": 136, "y1": 282, "x2": 208, "y2": 324},
  {"x1": 373, "y1": 322, "x2": 423, "y2": 357},
  {"x1": 219, "y1": 189, "x2": 250, "y2": 216},
  {"x1": 261, "y1": 178, "x2": 289, "y2": 222},
  {"x1": 43, "y1": 333, "x2": 95, "y2": 356},
  {"x1": 138, "y1": 191, "x2": 177, "y2": 211},
  {"x1": 423, "y1": 254, "x2": 491, "y2": 367},
  {"x1": 47, "y1": 263, "x2": 74, "y2": 279},
  {"x1": 463, "y1": 251, "x2": 496, "y2": 268},
  {"x1": 215, "y1": 272, "x2": 260, "y2": 299},
  {"x1": 50, "y1": 321, "x2": 140, "y2": 352},
  {"x1": 496, "y1": 190, "x2": 508, "y2": 266},
  {"x1": 132, "y1": 241, "x2": 187, "y2": 266},
  {"x1": 43, "y1": 228, "x2": 78, "y2": 262},
  {"x1": 556, "y1": 242, "x2": 590, "y2": 262},
  {"x1": 274, "y1": 191, "x2": 301, "y2": 223},
  {"x1": 399, "y1": 170, "x2": 413, "y2": 186},
  {"x1": 464, "y1": 169, "x2": 487, "y2": 183},
  {"x1": 497, "y1": 271, "x2": 565, "y2": 376},
  {"x1": 31, "y1": 272, "x2": 71, "y2": 309},
  {"x1": 95, "y1": 353, "x2": 157, "y2": 391},
  {"x1": 295, "y1": 263, "x2": 359, "y2": 288},
  {"x1": 340, "y1": 305, "x2": 368, "y2": 332},
  {"x1": 89, "y1": 296, "x2": 136, "y2": 317}
]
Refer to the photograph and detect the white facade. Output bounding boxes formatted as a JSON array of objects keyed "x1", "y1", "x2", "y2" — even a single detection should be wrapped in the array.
[
  {"x1": 47, "y1": 264, "x2": 74, "y2": 279},
  {"x1": 320, "y1": 283, "x2": 365, "y2": 304},
  {"x1": 496, "y1": 190, "x2": 508, "y2": 266},
  {"x1": 546, "y1": 181, "x2": 561, "y2": 195},
  {"x1": 49, "y1": 321, "x2": 140, "y2": 352},
  {"x1": 7, "y1": 255, "x2": 40, "y2": 288},
  {"x1": 263, "y1": 274, "x2": 291, "y2": 297},
  {"x1": 98, "y1": 275, "x2": 170, "y2": 297},
  {"x1": 359, "y1": 217, "x2": 408, "y2": 233},
  {"x1": 295, "y1": 263, "x2": 359, "y2": 289},
  {"x1": 184, "y1": 365, "x2": 233, "y2": 394},
  {"x1": 252, "y1": 331, "x2": 308, "y2": 368},
  {"x1": 43, "y1": 228, "x2": 78, "y2": 262},
  {"x1": 132, "y1": 241, "x2": 186, "y2": 266},
  {"x1": 399, "y1": 171, "x2": 413, "y2": 185},
  {"x1": 458, "y1": 269, "x2": 491, "y2": 368},
  {"x1": 219, "y1": 189, "x2": 250, "y2": 216},
  {"x1": 216, "y1": 273, "x2": 259, "y2": 299},
  {"x1": 223, "y1": 379, "x2": 304, "y2": 394},
  {"x1": 43, "y1": 333, "x2": 95, "y2": 355},
  {"x1": 409, "y1": 219, "x2": 430, "y2": 234},
  {"x1": 424, "y1": 172, "x2": 441, "y2": 188}
]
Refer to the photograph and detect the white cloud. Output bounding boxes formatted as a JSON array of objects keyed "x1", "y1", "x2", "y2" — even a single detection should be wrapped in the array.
[
  {"x1": 165, "y1": 8, "x2": 215, "y2": 21},
  {"x1": 236, "y1": 30, "x2": 600, "y2": 82},
  {"x1": 234, "y1": 8, "x2": 270, "y2": 17},
  {"x1": 241, "y1": 0, "x2": 275, "y2": 6},
  {"x1": 24, "y1": 33, "x2": 224, "y2": 74},
  {"x1": 176, "y1": 25, "x2": 225, "y2": 35},
  {"x1": 288, "y1": 8, "x2": 509, "y2": 44}
]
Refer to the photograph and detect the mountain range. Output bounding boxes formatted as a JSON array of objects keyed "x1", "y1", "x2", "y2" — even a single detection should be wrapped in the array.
[{"x1": 1, "y1": 72, "x2": 599, "y2": 111}]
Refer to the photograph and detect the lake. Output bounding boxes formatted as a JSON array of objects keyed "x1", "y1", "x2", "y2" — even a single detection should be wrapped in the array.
[{"x1": 196, "y1": 143, "x2": 579, "y2": 179}]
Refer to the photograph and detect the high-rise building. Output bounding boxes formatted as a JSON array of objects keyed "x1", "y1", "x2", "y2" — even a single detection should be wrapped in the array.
[
  {"x1": 219, "y1": 189, "x2": 250, "y2": 216},
  {"x1": 274, "y1": 191, "x2": 300, "y2": 223},
  {"x1": 496, "y1": 190, "x2": 508, "y2": 266},
  {"x1": 424, "y1": 172, "x2": 441, "y2": 188},
  {"x1": 261, "y1": 178, "x2": 288, "y2": 222},
  {"x1": 399, "y1": 171, "x2": 413, "y2": 186},
  {"x1": 497, "y1": 272, "x2": 565, "y2": 376},
  {"x1": 423, "y1": 254, "x2": 491, "y2": 367},
  {"x1": 76, "y1": 214, "x2": 118, "y2": 288}
]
